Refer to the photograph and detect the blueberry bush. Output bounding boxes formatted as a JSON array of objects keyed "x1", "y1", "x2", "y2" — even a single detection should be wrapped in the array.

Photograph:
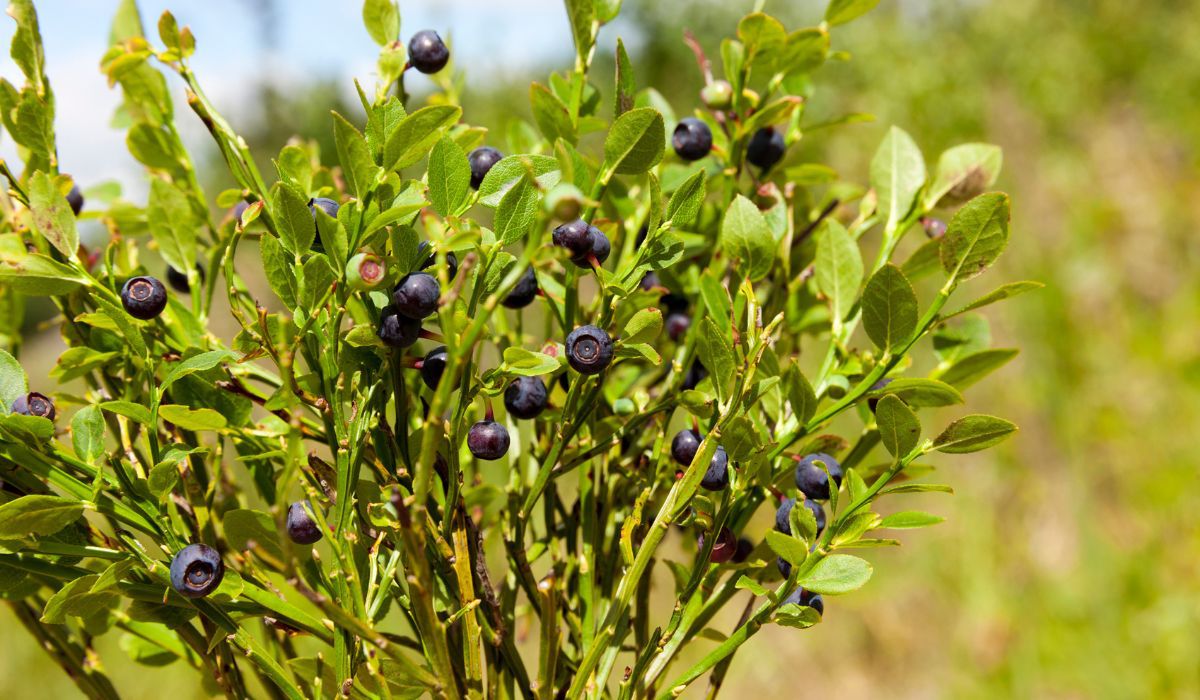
[{"x1": 0, "y1": 0, "x2": 1030, "y2": 697}]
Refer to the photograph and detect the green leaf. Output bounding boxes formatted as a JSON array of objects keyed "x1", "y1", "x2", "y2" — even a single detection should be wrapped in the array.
[
  {"x1": 361, "y1": 0, "x2": 399, "y2": 46},
  {"x1": 721, "y1": 415, "x2": 760, "y2": 462},
  {"x1": 493, "y1": 173, "x2": 539, "y2": 246},
  {"x1": 27, "y1": 172, "x2": 78, "y2": 258},
  {"x1": 224, "y1": 508, "x2": 285, "y2": 562},
  {"x1": 925, "y1": 143, "x2": 1002, "y2": 209},
  {"x1": 530, "y1": 82, "x2": 576, "y2": 145},
  {"x1": 697, "y1": 272, "x2": 732, "y2": 337},
  {"x1": 147, "y1": 461, "x2": 179, "y2": 500},
  {"x1": 478, "y1": 154, "x2": 560, "y2": 208},
  {"x1": 622, "y1": 308, "x2": 662, "y2": 345},
  {"x1": 0, "y1": 349, "x2": 28, "y2": 413},
  {"x1": 272, "y1": 181, "x2": 315, "y2": 254},
  {"x1": 665, "y1": 168, "x2": 706, "y2": 227},
  {"x1": 261, "y1": 234, "x2": 297, "y2": 308},
  {"x1": 940, "y1": 192, "x2": 1011, "y2": 284},
  {"x1": 696, "y1": 317, "x2": 734, "y2": 403},
  {"x1": 943, "y1": 281, "x2": 1043, "y2": 319},
  {"x1": 721, "y1": 195, "x2": 775, "y2": 281},
  {"x1": 878, "y1": 511, "x2": 944, "y2": 529},
  {"x1": 603, "y1": 107, "x2": 665, "y2": 175},
  {"x1": 785, "y1": 364, "x2": 818, "y2": 425},
  {"x1": 100, "y1": 401, "x2": 151, "y2": 424},
  {"x1": 797, "y1": 553, "x2": 873, "y2": 594},
  {"x1": 775, "y1": 603, "x2": 822, "y2": 628},
  {"x1": 147, "y1": 179, "x2": 197, "y2": 274},
  {"x1": 0, "y1": 495, "x2": 83, "y2": 539},
  {"x1": 161, "y1": 350, "x2": 236, "y2": 393},
  {"x1": 333, "y1": 112, "x2": 382, "y2": 198},
  {"x1": 933, "y1": 414, "x2": 1017, "y2": 453},
  {"x1": 734, "y1": 575, "x2": 769, "y2": 597},
  {"x1": 71, "y1": 405, "x2": 105, "y2": 464},
  {"x1": 426, "y1": 136, "x2": 471, "y2": 218},
  {"x1": 870, "y1": 126, "x2": 925, "y2": 234},
  {"x1": 0, "y1": 241, "x2": 87, "y2": 295},
  {"x1": 861, "y1": 264, "x2": 918, "y2": 352},
  {"x1": 940, "y1": 348, "x2": 1019, "y2": 390},
  {"x1": 825, "y1": 0, "x2": 881, "y2": 26},
  {"x1": 564, "y1": 0, "x2": 596, "y2": 67},
  {"x1": 765, "y1": 530, "x2": 808, "y2": 567},
  {"x1": 613, "y1": 38, "x2": 634, "y2": 117},
  {"x1": 736, "y1": 12, "x2": 787, "y2": 72},
  {"x1": 383, "y1": 105, "x2": 462, "y2": 171},
  {"x1": 875, "y1": 395, "x2": 920, "y2": 458},
  {"x1": 779, "y1": 28, "x2": 829, "y2": 76},
  {"x1": 501, "y1": 347, "x2": 559, "y2": 377},
  {"x1": 300, "y1": 254, "x2": 336, "y2": 311},
  {"x1": 42, "y1": 575, "x2": 117, "y2": 624},
  {"x1": 868, "y1": 377, "x2": 963, "y2": 408},
  {"x1": 901, "y1": 237, "x2": 944, "y2": 281},
  {"x1": 814, "y1": 219, "x2": 862, "y2": 324},
  {"x1": 158, "y1": 405, "x2": 227, "y2": 432},
  {"x1": 127, "y1": 123, "x2": 177, "y2": 170},
  {"x1": 880, "y1": 483, "x2": 953, "y2": 496}
]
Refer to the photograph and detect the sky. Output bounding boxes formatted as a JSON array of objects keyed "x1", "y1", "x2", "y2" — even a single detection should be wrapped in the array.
[{"x1": 0, "y1": 0, "x2": 615, "y2": 195}]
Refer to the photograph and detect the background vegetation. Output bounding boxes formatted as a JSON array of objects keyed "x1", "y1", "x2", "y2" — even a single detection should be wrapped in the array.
[{"x1": 2, "y1": 0, "x2": 1198, "y2": 697}]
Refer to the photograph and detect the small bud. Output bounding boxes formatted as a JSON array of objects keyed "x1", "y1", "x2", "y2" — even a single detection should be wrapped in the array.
[
  {"x1": 741, "y1": 88, "x2": 761, "y2": 110},
  {"x1": 346, "y1": 252, "x2": 386, "y2": 290}
]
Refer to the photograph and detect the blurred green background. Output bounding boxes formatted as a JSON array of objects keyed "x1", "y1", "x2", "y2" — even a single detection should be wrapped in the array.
[{"x1": 4, "y1": 0, "x2": 1200, "y2": 697}]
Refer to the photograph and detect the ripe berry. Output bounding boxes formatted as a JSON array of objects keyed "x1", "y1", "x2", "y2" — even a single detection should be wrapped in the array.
[
  {"x1": 700, "y1": 446, "x2": 730, "y2": 491},
  {"x1": 286, "y1": 501, "x2": 323, "y2": 545},
  {"x1": 392, "y1": 272, "x2": 440, "y2": 320},
  {"x1": 662, "y1": 293, "x2": 689, "y2": 314},
  {"x1": 794, "y1": 453, "x2": 844, "y2": 501},
  {"x1": 775, "y1": 497, "x2": 826, "y2": 536},
  {"x1": 378, "y1": 306, "x2": 421, "y2": 348},
  {"x1": 468, "y1": 146, "x2": 503, "y2": 189},
  {"x1": 665, "y1": 313, "x2": 690, "y2": 342},
  {"x1": 639, "y1": 272, "x2": 660, "y2": 291},
  {"x1": 681, "y1": 361, "x2": 707, "y2": 391},
  {"x1": 467, "y1": 419, "x2": 510, "y2": 460},
  {"x1": 784, "y1": 587, "x2": 824, "y2": 615},
  {"x1": 746, "y1": 127, "x2": 786, "y2": 172},
  {"x1": 571, "y1": 227, "x2": 610, "y2": 268},
  {"x1": 867, "y1": 377, "x2": 894, "y2": 412},
  {"x1": 166, "y1": 264, "x2": 204, "y2": 294},
  {"x1": 777, "y1": 557, "x2": 792, "y2": 578},
  {"x1": 408, "y1": 30, "x2": 450, "y2": 74},
  {"x1": 672, "y1": 117, "x2": 713, "y2": 161},
  {"x1": 700, "y1": 80, "x2": 733, "y2": 110},
  {"x1": 732, "y1": 537, "x2": 754, "y2": 564},
  {"x1": 700, "y1": 527, "x2": 738, "y2": 564},
  {"x1": 121, "y1": 276, "x2": 167, "y2": 320},
  {"x1": 671, "y1": 429, "x2": 701, "y2": 466},
  {"x1": 565, "y1": 325, "x2": 613, "y2": 375},
  {"x1": 504, "y1": 377, "x2": 548, "y2": 420},
  {"x1": 502, "y1": 267, "x2": 539, "y2": 309},
  {"x1": 417, "y1": 241, "x2": 459, "y2": 281},
  {"x1": 169, "y1": 543, "x2": 224, "y2": 599},
  {"x1": 66, "y1": 183, "x2": 83, "y2": 216},
  {"x1": 309, "y1": 197, "x2": 339, "y2": 251},
  {"x1": 346, "y1": 253, "x2": 386, "y2": 291},
  {"x1": 552, "y1": 219, "x2": 594, "y2": 258},
  {"x1": 420, "y1": 346, "x2": 448, "y2": 390},
  {"x1": 11, "y1": 391, "x2": 54, "y2": 420}
]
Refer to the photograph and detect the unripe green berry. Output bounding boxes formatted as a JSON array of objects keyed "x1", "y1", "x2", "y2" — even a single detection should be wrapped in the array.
[
  {"x1": 346, "y1": 252, "x2": 386, "y2": 290},
  {"x1": 544, "y1": 183, "x2": 585, "y2": 222},
  {"x1": 701, "y1": 80, "x2": 733, "y2": 110}
]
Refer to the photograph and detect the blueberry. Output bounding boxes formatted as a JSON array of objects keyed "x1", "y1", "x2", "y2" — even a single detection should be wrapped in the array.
[
  {"x1": 378, "y1": 305, "x2": 421, "y2": 348},
  {"x1": 635, "y1": 224, "x2": 649, "y2": 248},
  {"x1": 700, "y1": 446, "x2": 729, "y2": 491},
  {"x1": 867, "y1": 377, "x2": 894, "y2": 413},
  {"x1": 468, "y1": 146, "x2": 503, "y2": 189},
  {"x1": 467, "y1": 419, "x2": 510, "y2": 460},
  {"x1": 565, "y1": 325, "x2": 613, "y2": 375},
  {"x1": 731, "y1": 537, "x2": 754, "y2": 564},
  {"x1": 11, "y1": 391, "x2": 55, "y2": 420},
  {"x1": 670, "y1": 429, "x2": 701, "y2": 466},
  {"x1": 166, "y1": 264, "x2": 204, "y2": 294},
  {"x1": 775, "y1": 497, "x2": 826, "y2": 536},
  {"x1": 502, "y1": 267, "x2": 539, "y2": 309},
  {"x1": 121, "y1": 276, "x2": 167, "y2": 320},
  {"x1": 66, "y1": 183, "x2": 83, "y2": 216},
  {"x1": 672, "y1": 118, "x2": 713, "y2": 161},
  {"x1": 777, "y1": 557, "x2": 792, "y2": 578},
  {"x1": 552, "y1": 219, "x2": 594, "y2": 258},
  {"x1": 665, "y1": 313, "x2": 690, "y2": 342},
  {"x1": 794, "y1": 453, "x2": 843, "y2": 501},
  {"x1": 662, "y1": 293, "x2": 689, "y2": 314},
  {"x1": 504, "y1": 376, "x2": 548, "y2": 420},
  {"x1": 700, "y1": 527, "x2": 738, "y2": 564},
  {"x1": 746, "y1": 127, "x2": 786, "y2": 172},
  {"x1": 408, "y1": 30, "x2": 450, "y2": 74},
  {"x1": 417, "y1": 241, "x2": 458, "y2": 281},
  {"x1": 286, "y1": 501, "x2": 323, "y2": 544},
  {"x1": 681, "y1": 361, "x2": 707, "y2": 391},
  {"x1": 922, "y1": 217, "x2": 947, "y2": 239},
  {"x1": 169, "y1": 543, "x2": 224, "y2": 598},
  {"x1": 420, "y1": 345, "x2": 448, "y2": 390},
  {"x1": 639, "y1": 272, "x2": 660, "y2": 291},
  {"x1": 784, "y1": 587, "x2": 824, "y2": 615},
  {"x1": 571, "y1": 227, "x2": 610, "y2": 268},
  {"x1": 309, "y1": 197, "x2": 339, "y2": 251},
  {"x1": 392, "y1": 272, "x2": 440, "y2": 320},
  {"x1": 346, "y1": 252, "x2": 386, "y2": 291}
]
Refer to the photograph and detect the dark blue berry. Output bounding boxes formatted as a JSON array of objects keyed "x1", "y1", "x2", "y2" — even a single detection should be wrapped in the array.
[
  {"x1": 392, "y1": 272, "x2": 440, "y2": 320},
  {"x1": 418, "y1": 241, "x2": 458, "y2": 281},
  {"x1": 309, "y1": 197, "x2": 339, "y2": 251},
  {"x1": 666, "y1": 313, "x2": 690, "y2": 341},
  {"x1": 67, "y1": 183, "x2": 83, "y2": 216},
  {"x1": 286, "y1": 501, "x2": 323, "y2": 544},
  {"x1": 408, "y1": 30, "x2": 450, "y2": 74},
  {"x1": 468, "y1": 419, "x2": 509, "y2": 460},
  {"x1": 681, "y1": 361, "x2": 707, "y2": 391},
  {"x1": 671, "y1": 429, "x2": 701, "y2": 466},
  {"x1": 121, "y1": 276, "x2": 167, "y2": 320},
  {"x1": 794, "y1": 453, "x2": 843, "y2": 501},
  {"x1": 746, "y1": 127, "x2": 786, "y2": 172},
  {"x1": 732, "y1": 537, "x2": 754, "y2": 564},
  {"x1": 565, "y1": 325, "x2": 613, "y2": 375},
  {"x1": 468, "y1": 146, "x2": 503, "y2": 189},
  {"x1": 504, "y1": 376, "x2": 548, "y2": 420},
  {"x1": 777, "y1": 557, "x2": 792, "y2": 578},
  {"x1": 672, "y1": 118, "x2": 713, "y2": 161},
  {"x1": 378, "y1": 306, "x2": 421, "y2": 348},
  {"x1": 662, "y1": 293, "x2": 689, "y2": 314},
  {"x1": 11, "y1": 392, "x2": 54, "y2": 420},
  {"x1": 699, "y1": 527, "x2": 737, "y2": 564},
  {"x1": 502, "y1": 267, "x2": 539, "y2": 309},
  {"x1": 639, "y1": 272, "x2": 660, "y2": 291},
  {"x1": 166, "y1": 264, "x2": 204, "y2": 294},
  {"x1": 784, "y1": 587, "x2": 824, "y2": 615},
  {"x1": 169, "y1": 543, "x2": 224, "y2": 599},
  {"x1": 775, "y1": 497, "x2": 826, "y2": 536},
  {"x1": 552, "y1": 219, "x2": 594, "y2": 258},
  {"x1": 700, "y1": 446, "x2": 729, "y2": 491},
  {"x1": 571, "y1": 227, "x2": 610, "y2": 268},
  {"x1": 420, "y1": 346, "x2": 448, "y2": 390},
  {"x1": 867, "y1": 377, "x2": 894, "y2": 412}
]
